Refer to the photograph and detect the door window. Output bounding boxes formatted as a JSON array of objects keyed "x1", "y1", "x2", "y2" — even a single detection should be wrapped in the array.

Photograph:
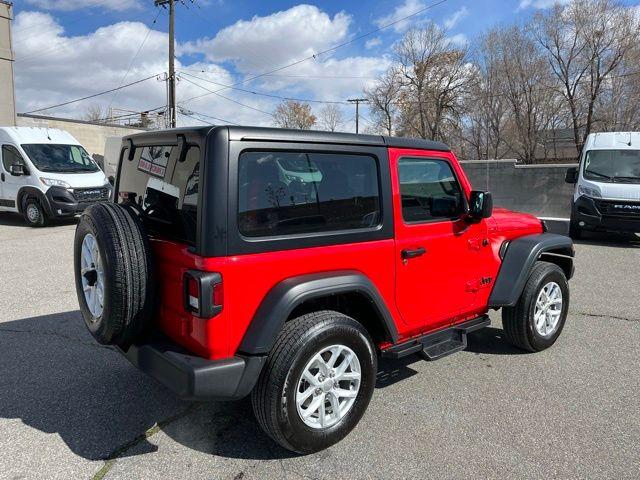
[
  {"x1": 398, "y1": 158, "x2": 464, "y2": 223},
  {"x1": 1, "y1": 145, "x2": 26, "y2": 173}
]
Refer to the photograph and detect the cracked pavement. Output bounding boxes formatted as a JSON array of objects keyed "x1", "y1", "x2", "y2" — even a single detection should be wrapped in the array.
[{"x1": 0, "y1": 212, "x2": 639, "y2": 480}]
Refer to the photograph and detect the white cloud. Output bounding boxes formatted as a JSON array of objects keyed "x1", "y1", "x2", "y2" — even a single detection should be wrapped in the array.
[
  {"x1": 365, "y1": 37, "x2": 383, "y2": 49},
  {"x1": 182, "y1": 5, "x2": 352, "y2": 73},
  {"x1": 24, "y1": 0, "x2": 142, "y2": 11},
  {"x1": 518, "y1": 0, "x2": 571, "y2": 10},
  {"x1": 13, "y1": 12, "x2": 271, "y2": 126},
  {"x1": 447, "y1": 33, "x2": 468, "y2": 47},
  {"x1": 443, "y1": 6, "x2": 468, "y2": 30},
  {"x1": 373, "y1": 0, "x2": 426, "y2": 34},
  {"x1": 12, "y1": 9, "x2": 389, "y2": 131}
]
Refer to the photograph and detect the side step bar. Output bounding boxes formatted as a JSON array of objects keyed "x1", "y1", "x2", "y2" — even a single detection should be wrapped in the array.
[{"x1": 381, "y1": 315, "x2": 490, "y2": 360}]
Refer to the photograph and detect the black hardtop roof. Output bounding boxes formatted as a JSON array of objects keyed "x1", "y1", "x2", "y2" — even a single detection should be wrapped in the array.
[{"x1": 123, "y1": 125, "x2": 450, "y2": 152}]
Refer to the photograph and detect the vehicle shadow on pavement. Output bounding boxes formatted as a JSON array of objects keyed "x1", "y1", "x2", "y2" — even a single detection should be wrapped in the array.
[
  {"x1": 573, "y1": 230, "x2": 640, "y2": 249},
  {"x1": 0, "y1": 212, "x2": 79, "y2": 228},
  {"x1": 465, "y1": 327, "x2": 525, "y2": 355},
  {"x1": 0, "y1": 310, "x2": 528, "y2": 464},
  {"x1": 0, "y1": 310, "x2": 296, "y2": 463}
]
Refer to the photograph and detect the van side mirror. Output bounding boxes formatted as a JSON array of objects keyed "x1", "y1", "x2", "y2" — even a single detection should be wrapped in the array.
[
  {"x1": 108, "y1": 175, "x2": 115, "y2": 186},
  {"x1": 565, "y1": 167, "x2": 578, "y2": 184},
  {"x1": 9, "y1": 162, "x2": 25, "y2": 176},
  {"x1": 468, "y1": 191, "x2": 493, "y2": 220}
]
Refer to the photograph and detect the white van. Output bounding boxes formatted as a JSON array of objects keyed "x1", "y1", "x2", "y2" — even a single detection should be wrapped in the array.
[
  {"x1": 565, "y1": 132, "x2": 640, "y2": 238},
  {"x1": 0, "y1": 127, "x2": 111, "y2": 227}
]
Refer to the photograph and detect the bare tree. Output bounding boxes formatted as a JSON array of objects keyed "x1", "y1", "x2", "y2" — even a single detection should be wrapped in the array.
[
  {"x1": 393, "y1": 23, "x2": 473, "y2": 141},
  {"x1": 530, "y1": 0, "x2": 638, "y2": 154},
  {"x1": 84, "y1": 103, "x2": 105, "y2": 122},
  {"x1": 365, "y1": 68, "x2": 402, "y2": 135},
  {"x1": 317, "y1": 104, "x2": 344, "y2": 132},
  {"x1": 273, "y1": 100, "x2": 316, "y2": 130}
]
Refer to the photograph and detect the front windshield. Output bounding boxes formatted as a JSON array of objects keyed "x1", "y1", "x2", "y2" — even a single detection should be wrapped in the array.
[
  {"x1": 583, "y1": 149, "x2": 640, "y2": 183},
  {"x1": 21, "y1": 144, "x2": 99, "y2": 173}
]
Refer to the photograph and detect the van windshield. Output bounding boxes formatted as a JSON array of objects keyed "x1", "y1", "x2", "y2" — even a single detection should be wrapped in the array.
[
  {"x1": 22, "y1": 144, "x2": 99, "y2": 173},
  {"x1": 583, "y1": 149, "x2": 640, "y2": 183}
]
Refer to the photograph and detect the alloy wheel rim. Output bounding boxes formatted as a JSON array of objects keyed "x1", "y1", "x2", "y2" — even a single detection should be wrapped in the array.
[
  {"x1": 80, "y1": 234, "x2": 104, "y2": 318},
  {"x1": 26, "y1": 204, "x2": 39, "y2": 223},
  {"x1": 295, "y1": 344, "x2": 361, "y2": 429},
  {"x1": 534, "y1": 281, "x2": 563, "y2": 337}
]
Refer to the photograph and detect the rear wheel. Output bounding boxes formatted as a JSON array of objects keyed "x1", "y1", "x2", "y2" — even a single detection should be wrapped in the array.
[
  {"x1": 74, "y1": 202, "x2": 155, "y2": 346},
  {"x1": 502, "y1": 261, "x2": 569, "y2": 352},
  {"x1": 251, "y1": 310, "x2": 377, "y2": 454},
  {"x1": 23, "y1": 198, "x2": 47, "y2": 227}
]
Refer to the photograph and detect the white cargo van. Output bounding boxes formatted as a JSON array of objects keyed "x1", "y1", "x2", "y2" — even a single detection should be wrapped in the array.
[
  {"x1": 565, "y1": 132, "x2": 640, "y2": 238},
  {"x1": 0, "y1": 127, "x2": 110, "y2": 227}
]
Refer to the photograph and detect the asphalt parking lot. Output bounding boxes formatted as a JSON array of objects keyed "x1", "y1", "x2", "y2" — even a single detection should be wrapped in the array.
[{"x1": 1, "y1": 212, "x2": 639, "y2": 480}]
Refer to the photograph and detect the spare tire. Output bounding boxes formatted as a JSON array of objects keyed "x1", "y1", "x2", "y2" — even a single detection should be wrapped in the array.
[{"x1": 74, "y1": 202, "x2": 155, "y2": 346}]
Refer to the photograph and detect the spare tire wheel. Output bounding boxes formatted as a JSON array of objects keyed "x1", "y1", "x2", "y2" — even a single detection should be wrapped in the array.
[{"x1": 74, "y1": 202, "x2": 155, "y2": 346}]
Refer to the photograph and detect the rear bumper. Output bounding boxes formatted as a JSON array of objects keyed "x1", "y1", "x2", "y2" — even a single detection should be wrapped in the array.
[
  {"x1": 44, "y1": 186, "x2": 111, "y2": 217},
  {"x1": 573, "y1": 196, "x2": 640, "y2": 233},
  {"x1": 119, "y1": 335, "x2": 266, "y2": 401}
]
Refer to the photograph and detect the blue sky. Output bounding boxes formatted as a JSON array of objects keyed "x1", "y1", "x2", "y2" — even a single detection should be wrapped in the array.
[{"x1": 12, "y1": 0, "x2": 633, "y2": 129}]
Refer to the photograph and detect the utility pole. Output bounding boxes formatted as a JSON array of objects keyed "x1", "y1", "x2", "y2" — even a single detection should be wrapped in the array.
[
  {"x1": 155, "y1": 0, "x2": 176, "y2": 128},
  {"x1": 347, "y1": 98, "x2": 367, "y2": 134}
]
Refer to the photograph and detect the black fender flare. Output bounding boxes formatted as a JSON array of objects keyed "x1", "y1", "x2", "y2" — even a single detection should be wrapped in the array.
[
  {"x1": 16, "y1": 187, "x2": 52, "y2": 216},
  {"x1": 237, "y1": 270, "x2": 399, "y2": 355},
  {"x1": 488, "y1": 233, "x2": 574, "y2": 308}
]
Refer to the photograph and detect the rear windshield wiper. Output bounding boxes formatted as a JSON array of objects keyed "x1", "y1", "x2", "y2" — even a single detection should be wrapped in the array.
[{"x1": 584, "y1": 170, "x2": 612, "y2": 180}]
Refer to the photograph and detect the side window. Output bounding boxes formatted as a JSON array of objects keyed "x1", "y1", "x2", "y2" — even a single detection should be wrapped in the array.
[
  {"x1": 398, "y1": 158, "x2": 464, "y2": 223},
  {"x1": 1, "y1": 145, "x2": 25, "y2": 172},
  {"x1": 238, "y1": 151, "x2": 381, "y2": 237}
]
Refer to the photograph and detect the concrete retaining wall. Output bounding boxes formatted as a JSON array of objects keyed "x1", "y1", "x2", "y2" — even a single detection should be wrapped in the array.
[{"x1": 460, "y1": 160, "x2": 576, "y2": 219}]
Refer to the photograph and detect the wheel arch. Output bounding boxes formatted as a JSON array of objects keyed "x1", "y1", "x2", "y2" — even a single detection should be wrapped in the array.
[
  {"x1": 237, "y1": 270, "x2": 399, "y2": 355},
  {"x1": 489, "y1": 233, "x2": 574, "y2": 308},
  {"x1": 17, "y1": 186, "x2": 51, "y2": 216}
]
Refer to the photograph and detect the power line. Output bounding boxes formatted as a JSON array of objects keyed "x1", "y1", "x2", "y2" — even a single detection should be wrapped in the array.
[
  {"x1": 178, "y1": 70, "x2": 349, "y2": 105},
  {"x1": 107, "y1": 9, "x2": 164, "y2": 114},
  {"x1": 178, "y1": 74, "x2": 275, "y2": 116},
  {"x1": 23, "y1": 74, "x2": 161, "y2": 114},
  {"x1": 179, "y1": 107, "x2": 241, "y2": 125},
  {"x1": 180, "y1": 0, "x2": 450, "y2": 105}
]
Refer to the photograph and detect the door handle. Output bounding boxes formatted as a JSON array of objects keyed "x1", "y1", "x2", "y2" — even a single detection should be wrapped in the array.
[
  {"x1": 1, "y1": 173, "x2": 4, "y2": 182},
  {"x1": 401, "y1": 247, "x2": 426, "y2": 259}
]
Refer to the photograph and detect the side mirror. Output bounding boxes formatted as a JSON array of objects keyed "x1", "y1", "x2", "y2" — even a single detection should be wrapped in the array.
[
  {"x1": 468, "y1": 191, "x2": 493, "y2": 220},
  {"x1": 9, "y1": 162, "x2": 25, "y2": 176},
  {"x1": 108, "y1": 175, "x2": 115, "y2": 186},
  {"x1": 565, "y1": 167, "x2": 578, "y2": 184},
  {"x1": 430, "y1": 197, "x2": 459, "y2": 218}
]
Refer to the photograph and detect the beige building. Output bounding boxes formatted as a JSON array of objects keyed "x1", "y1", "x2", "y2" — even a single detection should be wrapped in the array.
[{"x1": 0, "y1": 1, "x2": 16, "y2": 126}]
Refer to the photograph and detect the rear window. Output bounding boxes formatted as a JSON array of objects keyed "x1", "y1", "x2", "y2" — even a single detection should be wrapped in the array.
[
  {"x1": 238, "y1": 151, "x2": 381, "y2": 237},
  {"x1": 117, "y1": 144, "x2": 200, "y2": 244}
]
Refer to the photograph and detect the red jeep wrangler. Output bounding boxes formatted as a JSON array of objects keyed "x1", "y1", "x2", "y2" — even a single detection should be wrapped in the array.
[{"x1": 74, "y1": 127, "x2": 574, "y2": 453}]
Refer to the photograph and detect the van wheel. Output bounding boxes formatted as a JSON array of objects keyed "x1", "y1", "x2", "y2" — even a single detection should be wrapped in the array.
[
  {"x1": 251, "y1": 310, "x2": 377, "y2": 454},
  {"x1": 502, "y1": 261, "x2": 569, "y2": 352},
  {"x1": 24, "y1": 198, "x2": 47, "y2": 227},
  {"x1": 73, "y1": 202, "x2": 155, "y2": 346}
]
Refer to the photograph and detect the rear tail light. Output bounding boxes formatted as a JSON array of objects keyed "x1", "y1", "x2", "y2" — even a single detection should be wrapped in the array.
[{"x1": 183, "y1": 270, "x2": 222, "y2": 318}]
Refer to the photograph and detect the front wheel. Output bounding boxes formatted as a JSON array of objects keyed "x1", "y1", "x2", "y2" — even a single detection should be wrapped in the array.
[
  {"x1": 251, "y1": 310, "x2": 377, "y2": 454},
  {"x1": 23, "y1": 198, "x2": 47, "y2": 227},
  {"x1": 502, "y1": 261, "x2": 569, "y2": 352}
]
